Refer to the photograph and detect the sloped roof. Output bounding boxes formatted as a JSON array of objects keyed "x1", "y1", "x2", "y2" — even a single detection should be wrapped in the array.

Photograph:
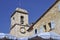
[{"x1": 27, "y1": 0, "x2": 59, "y2": 31}]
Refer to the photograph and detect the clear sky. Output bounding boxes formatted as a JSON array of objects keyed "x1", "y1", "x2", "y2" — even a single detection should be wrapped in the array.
[{"x1": 0, "y1": 0, "x2": 56, "y2": 33}]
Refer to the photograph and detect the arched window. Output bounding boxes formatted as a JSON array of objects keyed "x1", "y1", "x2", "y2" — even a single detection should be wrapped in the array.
[{"x1": 21, "y1": 16, "x2": 24, "y2": 24}]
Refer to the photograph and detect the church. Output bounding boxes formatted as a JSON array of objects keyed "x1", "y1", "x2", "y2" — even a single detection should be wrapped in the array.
[
  {"x1": 0, "y1": 0, "x2": 60, "y2": 40},
  {"x1": 9, "y1": 0, "x2": 60, "y2": 39}
]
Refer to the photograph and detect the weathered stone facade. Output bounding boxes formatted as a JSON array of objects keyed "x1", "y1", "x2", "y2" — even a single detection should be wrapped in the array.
[
  {"x1": 32, "y1": 0, "x2": 60, "y2": 34},
  {"x1": 10, "y1": 8, "x2": 30, "y2": 38},
  {"x1": 10, "y1": 0, "x2": 60, "y2": 38}
]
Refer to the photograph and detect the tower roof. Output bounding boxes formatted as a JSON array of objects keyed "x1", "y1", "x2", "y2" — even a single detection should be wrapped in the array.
[
  {"x1": 11, "y1": 8, "x2": 28, "y2": 17},
  {"x1": 16, "y1": 8, "x2": 28, "y2": 13}
]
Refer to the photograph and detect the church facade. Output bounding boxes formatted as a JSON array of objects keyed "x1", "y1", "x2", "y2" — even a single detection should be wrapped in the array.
[{"x1": 10, "y1": 0, "x2": 60, "y2": 38}]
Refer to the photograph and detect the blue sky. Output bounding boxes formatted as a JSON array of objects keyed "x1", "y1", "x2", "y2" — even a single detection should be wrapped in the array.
[{"x1": 0, "y1": 0, "x2": 56, "y2": 33}]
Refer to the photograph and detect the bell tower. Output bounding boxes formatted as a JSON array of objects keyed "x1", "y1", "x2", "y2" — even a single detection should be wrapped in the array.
[
  {"x1": 11, "y1": 8, "x2": 29, "y2": 27},
  {"x1": 10, "y1": 8, "x2": 29, "y2": 38}
]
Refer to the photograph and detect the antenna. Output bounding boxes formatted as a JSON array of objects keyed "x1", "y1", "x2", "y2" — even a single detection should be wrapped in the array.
[{"x1": 18, "y1": 0, "x2": 21, "y2": 8}]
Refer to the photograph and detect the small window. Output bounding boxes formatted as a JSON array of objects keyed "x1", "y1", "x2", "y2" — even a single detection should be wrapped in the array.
[
  {"x1": 21, "y1": 16, "x2": 24, "y2": 18},
  {"x1": 21, "y1": 16, "x2": 24, "y2": 24},
  {"x1": 35, "y1": 29, "x2": 37, "y2": 34},
  {"x1": 48, "y1": 22, "x2": 51, "y2": 28},
  {"x1": 43, "y1": 25, "x2": 46, "y2": 30},
  {"x1": 48, "y1": 20, "x2": 55, "y2": 29},
  {"x1": 51, "y1": 20, "x2": 55, "y2": 29},
  {"x1": 13, "y1": 17, "x2": 15, "y2": 20}
]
